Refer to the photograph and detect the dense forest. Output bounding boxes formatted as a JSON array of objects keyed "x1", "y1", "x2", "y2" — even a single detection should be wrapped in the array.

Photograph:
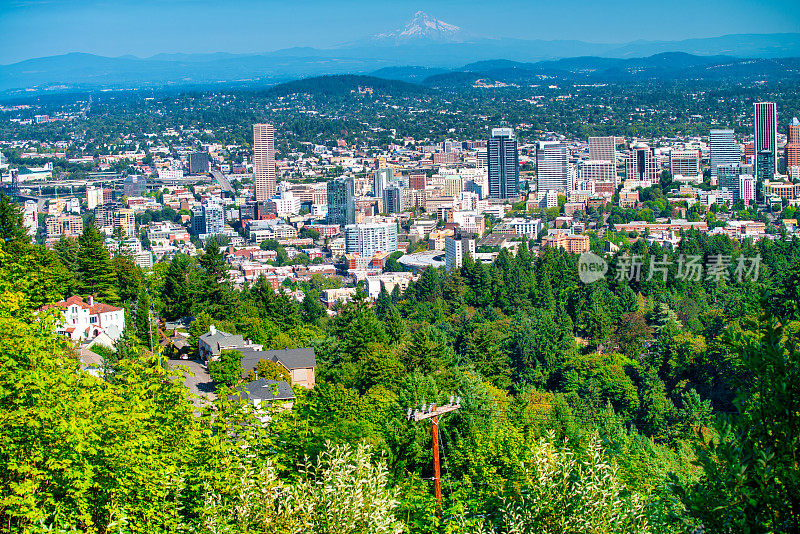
[{"x1": 1, "y1": 194, "x2": 799, "y2": 532}]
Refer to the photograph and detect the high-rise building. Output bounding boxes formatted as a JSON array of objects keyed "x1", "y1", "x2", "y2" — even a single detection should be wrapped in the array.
[
  {"x1": 709, "y1": 129, "x2": 740, "y2": 178},
  {"x1": 739, "y1": 175, "x2": 756, "y2": 205},
  {"x1": 204, "y1": 202, "x2": 224, "y2": 236},
  {"x1": 476, "y1": 149, "x2": 488, "y2": 168},
  {"x1": 579, "y1": 160, "x2": 616, "y2": 185},
  {"x1": 46, "y1": 214, "x2": 83, "y2": 240},
  {"x1": 787, "y1": 117, "x2": 800, "y2": 170},
  {"x1": 190, "y1": 201, "x2": 224, "y2": 236},
  {"x1": 188, "y1": 152, "x2": 210, "y2": 174},
  {"x1": 253, "y1": 123, "x2": 276, "y2": 201},
  {"x1": 410, "y1": 170, "x2": 427, "y2": 190},
  {"x1": 625, "y1": 144, "x2": 659, "y2": 185},
  {"x1": 190, "y1": 206, "x2": 205, "y2": 235},
  {"x1": 373, "y1": 168, "x2": 393, "y2": 197},
  {"x1": 23, "y1": 200, "x2": 37, "y2": 239},
  {"x1": 115, "y1": 208, "x2": 136, "y2": 238},
  {"x1": 382, "y1": 185, "x2": 403, "y2": 214},
  {"x1": 86, "y1": 186, "x2": 104, "y2": 210},
  {"x1": 754, "y1": 102, "x2": 777, "y2": 179},
  {"x1": 123, "y1": 175, "x2": 147, "y2": 197},
  {"x1": 488, "y1": 128, "x2": 519, "y2": 199},
  {"x1": 718, "y1": 164, "x2": 755, "y2": 204},
  {"x1": 444, "y1": 175, "x2": 463, "y2": 197},
  {"x1": 344, "y1": 222, "x2": 398, "y2": 258},
  {"x1": 444, "y1": 233, "x2": 476, "y2": 272},
  {"x1": 464, "y1": 179, "x2": 483, "y2": 199},
  {"x1": 756, "y1": 150, "x2": 776, "y2": 181},
  {"x1": 588, "y1": 136, "x2": 616, "y2": 163},
  {"x1": 535, "y1": 141, "x2": 569, "y2": 192},
  {"x1": 670, "y1": 149, "x2": 701, "y2": 180},
  {"x1": 326, "y1": 177, "x2": 355, "y2": 227}
]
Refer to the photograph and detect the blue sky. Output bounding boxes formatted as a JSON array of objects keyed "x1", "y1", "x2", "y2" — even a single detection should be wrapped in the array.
[{"x1": 1, "y1": 0, "x2": 799, "y2": 64}]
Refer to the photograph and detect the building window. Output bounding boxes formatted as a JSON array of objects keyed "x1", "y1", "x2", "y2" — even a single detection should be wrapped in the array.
[{"x1": 90, "y1": 316, "x2": 97, "y2": 324}]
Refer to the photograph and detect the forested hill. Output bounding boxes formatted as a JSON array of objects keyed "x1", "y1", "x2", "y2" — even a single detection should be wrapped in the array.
[
  {"x1": 1, "y1": 193, "x2": 799, "y2": 532},
  {"x1": 267, "y1": 75, "x2": 427, "y2": 97},
  {"x1": 414, "y1": 53, "x2": 800, "y2": 86}
]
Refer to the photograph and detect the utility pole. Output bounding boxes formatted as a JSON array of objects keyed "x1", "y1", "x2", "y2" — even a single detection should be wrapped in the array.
[{"x1": 407, "y1": 397, "x2": 461, "y2": 513}]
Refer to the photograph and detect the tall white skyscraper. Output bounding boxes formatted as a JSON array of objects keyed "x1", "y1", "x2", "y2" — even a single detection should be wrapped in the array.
[
  {"x1": 753, "y1": 102, "x2": 777, "y2": 179},
  {"x1": 709, "y1": 129, "x2": 740, "y2": 178},
  {"x1": 536, "y1": 141, "x2": 569, "y2": 192},
  {"x1": 253, "y1": 123, "x2": 276, "y2": 202}
]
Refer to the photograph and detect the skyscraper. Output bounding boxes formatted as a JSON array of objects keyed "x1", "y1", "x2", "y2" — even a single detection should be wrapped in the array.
[
  {"x1": 535, "y1": 141, "x2": 569, "y2": 192},
  {"x1": 669, "y1": 149, "x2": 701, "y2": 180},
  {"x1": 588, "y1": 136, "x2": 616, "y2": 163},
  {"x1": 625, "y1": 144, "x2": 660, "y2": 185},
  {"x1": 709, "y1": 129, "x2": 740, "y2": 178},
  {"x1": 756, "y1": 150, "x2": 776, "y2": 181},
  {"x1": 488, "y1": 128, "x2": 519, "y2": 199},
  {"x1": 188, "y1": 151, "x2": 210, "y2": 174},
  {"x1": 410, "y1": 170, "x2": 427, "y2": 190},
  {"x1": 787, "y1": 117, "x2": 800, "y2": 170},
  {"x1": 753, "y1": 102, "x2": 777, "y2": 179},
  {"x1": 344, "y1": 223, "x2": 398, "y2": 257},
  {"x1": 326, "y1": 177, "x2": 355, "y2": 227},
  {"x1": 253, "y1": 123, "x2": 276, "y2": 201},
  {"x1": 373, "y1": 168, "x2": 393, "y2": 197},
  {"x1": 382, "y1": 185, "x2": 403, "y2": 214}
]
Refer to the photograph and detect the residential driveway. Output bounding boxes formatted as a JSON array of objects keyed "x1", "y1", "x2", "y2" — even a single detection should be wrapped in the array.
[{"x1": 169, "y1": 359, "x2": 217, "y2": 403}]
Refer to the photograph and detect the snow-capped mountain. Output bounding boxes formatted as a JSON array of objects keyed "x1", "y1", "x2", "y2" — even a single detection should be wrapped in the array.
[{"x1": 371, "y1": 11, "x2": 474, "y2": 45}]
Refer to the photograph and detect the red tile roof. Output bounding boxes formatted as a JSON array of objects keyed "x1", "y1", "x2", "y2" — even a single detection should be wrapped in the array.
[
  {"x1": 90, "y1": 303, "x2": 122, "y2": 314},
  {"x1": 43, "y1": 296, "x2": 122, "y2": 314}
]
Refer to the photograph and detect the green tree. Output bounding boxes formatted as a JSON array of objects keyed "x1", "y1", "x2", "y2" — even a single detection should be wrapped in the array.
[
  {"x1": 255, "y1": 358, "x2": 291, "y2": 383},
  {"x1": 679, "y1": 316, "x2": 800, "y2": 532},
  {"x1": 0, "y1": 194, "x2": 29, "y2": 244},
  {"x1": 134, "y1": 286, "x2": 152, "y2": 348},
  {"x1": 208, "y1": 349, "x2": 243, "y2": 388},
  {"x1": 77, "y1": 225, "x2": 120, "y2": 304}
]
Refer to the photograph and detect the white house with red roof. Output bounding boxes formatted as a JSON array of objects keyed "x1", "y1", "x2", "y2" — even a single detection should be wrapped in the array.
[{"x1": 47, "y1": 295, "x2": 125, "y2": 343}]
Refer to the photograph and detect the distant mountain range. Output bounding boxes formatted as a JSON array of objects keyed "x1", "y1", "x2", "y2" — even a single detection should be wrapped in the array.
[
  {"x1": 1, "y1": 11, "x2": 799, "y2": 95},
  {"x1": 258, "y1": 53, "x2": 800, "y2": 96}
]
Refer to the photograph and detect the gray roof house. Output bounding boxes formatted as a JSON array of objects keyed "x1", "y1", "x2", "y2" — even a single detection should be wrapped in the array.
[
  {"x1": 230, "y1": 379, "x2": 296, "y2": 423},
  {"x1": 238, "y1": 347, "x2": 317, "y2": 389},
  {"x1": 198, "y1": 325, "x2": 261, "y2": 361},
  {"x1": 236, "y1": 379, "x2": 295, "y2": 402}
]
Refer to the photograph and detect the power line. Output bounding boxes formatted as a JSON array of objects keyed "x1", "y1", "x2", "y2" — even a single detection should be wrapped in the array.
[{"x1": 407, "y1": 397, "x2": 462, "y2": 515}]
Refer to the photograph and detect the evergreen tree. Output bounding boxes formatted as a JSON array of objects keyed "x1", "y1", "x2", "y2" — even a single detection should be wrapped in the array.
[
  {"x1": 0, "y1": 194, "x2": 29, "y2": 244},
  {"x1": 77, "y1": 225, "x2": 120, "y2": 304},
  {"x1": 374, "y1": 285, "x2": 391, "y2": 320},
  {"x1": 384, "y1": 304, "x2": 407, "y2": 346},
  {"x1": 161, "y1": 254, "x2": 192, "y2": 320},
  {"x1": 53, "y1": 235, "x2": 80, "y2": 274},
  {"x1": 135, "y1": 287, "x2": 152, "y2": 349}
]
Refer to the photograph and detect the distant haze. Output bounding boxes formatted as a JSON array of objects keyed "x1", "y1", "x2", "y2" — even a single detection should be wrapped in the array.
[{"x1": 1, "y1": 0, "x2": 799, "y2": 63}]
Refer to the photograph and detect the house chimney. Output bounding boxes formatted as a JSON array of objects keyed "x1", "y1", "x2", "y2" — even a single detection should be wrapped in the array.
[
  {"x1": 87, "y1": 296, "x2": 94, "y2": 306},
  {"x1": 209, "y1": 325, "x2": 216, "y2": 336}
]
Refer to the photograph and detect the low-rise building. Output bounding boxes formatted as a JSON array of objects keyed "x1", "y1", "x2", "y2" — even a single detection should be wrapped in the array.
[{"x1": 46, "y1": 295, "x2": 125, "y2": 344}]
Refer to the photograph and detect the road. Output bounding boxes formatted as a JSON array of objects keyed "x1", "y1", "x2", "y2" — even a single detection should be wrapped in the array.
[
  {"x1": 211, "y1": 169, "x2": 234, "y2": 193},
  {"x1": 169, "y1": 358, "x2": 217, "y2": 404}
]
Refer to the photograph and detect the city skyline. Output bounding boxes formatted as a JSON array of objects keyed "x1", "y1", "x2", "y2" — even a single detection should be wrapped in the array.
[{"x1": 1, "y1": 0, "x2": 798, "y2": 64}]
